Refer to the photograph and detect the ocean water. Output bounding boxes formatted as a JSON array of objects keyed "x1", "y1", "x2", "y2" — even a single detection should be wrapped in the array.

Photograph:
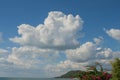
[{"x1": 0, "y1": 78, "x2": 78, "y2": 80}]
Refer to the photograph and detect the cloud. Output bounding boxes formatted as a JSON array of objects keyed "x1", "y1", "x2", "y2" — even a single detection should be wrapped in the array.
[
  {"x1": 45, "y1": 60, "x2": 86, "y2": 77},
  {"x1": 62, "y1": 37, "x2": 120, "y2": 71},
  {"x1": 45, "y1": 49, "x2": 120, "y2": 76},
  {"x1": 46, "y1": 54, "x2": 115, "y2": 76},
  {"x1": 2, "y1": 39, "x2": 118, "y2": 77},
  {"x1": 10, "y1": 11, "x2": 83, "y2": 50},
  {"x1": 94, "y1": 36, "x2": 103, "y2": 45},
  {"x1": 10, "y1": 36, "x2": 115, "y2": 77},
  {"x1": 1, "y1": 11, "x2": 120, "y2": 77},
  {"x1": 65, "y1": 39, "x2": 114, "y2": 63},
  {"x1": 0, "y1": 49, "x2": 10, "y2": 69},
  {"x1": 96, "y1": 48, "x2": 113, "y2": 59},
  {"x1": 112, "y1": 51, "x2": 120, "y2": 58},
  {"x1": 0, "y1": 49, "x2": 8, "y2": 54},
  {"x1": 7, "y1": 46, "x2": 59, "y2": 69},
  {"x1": 0, "y1": 37, "x2": 120, "y2": 77},
  {"x1": 0, "y1": 46, "x2": 60, "y2": 77},
  {"x1": 66, "y1": 42, "x2": 97, "y2": 62},
  {"x1": 106, "y1": 28, "x2": 120, "y2": 41},
  {"x1": 0, "y1": 49, "x2": 9, "y2": 61}
]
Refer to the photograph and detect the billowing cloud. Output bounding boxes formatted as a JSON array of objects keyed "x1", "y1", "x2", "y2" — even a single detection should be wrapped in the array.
[
  {"x1": 0, "y1": 46, "x2": 60, "y2": 77},
  {"x1": 7, "y1": 46, "x2": 59, "y2": 69},
  {"x1": 0, "y1": 37, "x2": 120, "y2": 77},
  {"x1": 45, "y1": 42, "x2": 120, "y2": 76},
  {"x1": 0, "y1": 11, "x2": 120, "y2": 77},
  {"x1": 96, "y1": 48, "x2": 113, "y2": 59},
  {"x1": 66, "y1": 42, "x2": 97, "y2": 62},
  {"x1": 10, "y1": 11, "x2": 83, "y2": 50},
  {"x1": 65, "y1": 39, "x2": 115, "y2": 63},
  {"x1": 62, "y1": 37, "x2": 120, "y2": 71},
  {"x1": 106, "y1": 28, "x2": 120, "y2": 41}
]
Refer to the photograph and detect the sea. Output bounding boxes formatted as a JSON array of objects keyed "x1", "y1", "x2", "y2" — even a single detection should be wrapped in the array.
[{"x1": 0, "y1": 78, "x2": 79, "y2": 80}]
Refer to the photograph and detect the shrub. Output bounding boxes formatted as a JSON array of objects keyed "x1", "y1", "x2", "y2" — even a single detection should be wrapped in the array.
[{"x1": 79, "y1": 62, "x2": 112, "y2": 80}]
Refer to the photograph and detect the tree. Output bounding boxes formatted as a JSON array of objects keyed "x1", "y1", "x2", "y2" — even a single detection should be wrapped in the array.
[{"x1": 111, "y1": 58, "x2": 120, "y2": 80}]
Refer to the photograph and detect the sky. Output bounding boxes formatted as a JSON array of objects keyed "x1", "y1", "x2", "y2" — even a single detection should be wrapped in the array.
[{"x1": 0, "y1": 0, "x2": 120, "y2": 78}]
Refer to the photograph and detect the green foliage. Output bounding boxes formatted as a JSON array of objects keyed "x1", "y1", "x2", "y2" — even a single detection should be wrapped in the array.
[
  {"x1": 111, "y1": 58, "x2": 120, "y2": 80},
  {"x1": 79, "y1": 62, "x2": 112, "y2": 80}
]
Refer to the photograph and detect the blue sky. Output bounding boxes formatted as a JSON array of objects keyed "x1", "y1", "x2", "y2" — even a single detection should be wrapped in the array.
[{"x1": 0, "y1": 0, "x2": 120, "y2": 78}]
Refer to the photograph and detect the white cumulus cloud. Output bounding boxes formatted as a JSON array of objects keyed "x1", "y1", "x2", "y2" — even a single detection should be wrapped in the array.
[
  {"x1": 106, "y1": 28, "x2": 120, "y2": 41},
  {"x1": 45, "y1": 47, "x2": 120, "y2": 76},
  {"x1": 1, "y1": 11, "x2": 120, "y2": 77},
  {"x1": 7, "y1": 46, "x2": 59, "y2": 69},
  {"x1": 66, "y1": 42, "x2": 97, "y2": 62},
  {"x1": 65, "y1": 41, "x2": 115, "y2": 63},
  {"x1": 10, "y1": 11, "x2": 83, "y2": 50},
  {"x1": 63, "y1": 37, "x2": 120, "y2": 71}
]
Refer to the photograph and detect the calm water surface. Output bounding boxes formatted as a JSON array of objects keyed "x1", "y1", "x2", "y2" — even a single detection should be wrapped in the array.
[{"x1": 0, "y1": 78, "x2": 79, "y2": 80}]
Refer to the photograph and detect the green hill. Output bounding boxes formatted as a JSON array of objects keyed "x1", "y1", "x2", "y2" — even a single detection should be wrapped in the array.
[{"x1": 56, "y1": 70, "x2": 85, "y2": 78}]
